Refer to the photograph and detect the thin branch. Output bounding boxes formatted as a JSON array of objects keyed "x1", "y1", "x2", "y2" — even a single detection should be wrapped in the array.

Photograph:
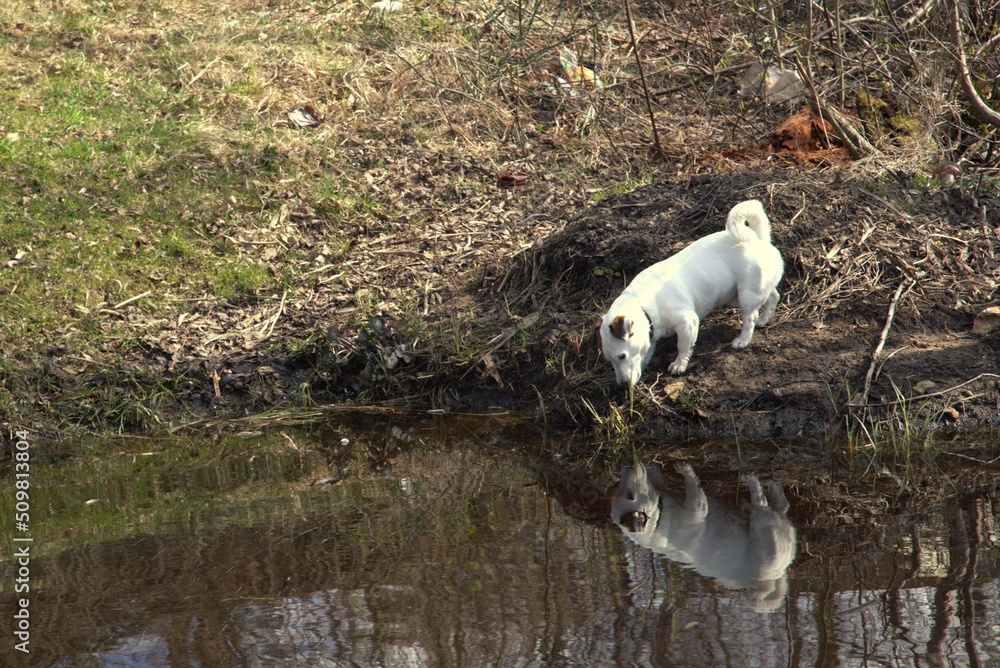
[
  {"x1": 856, "y1": 279, "x2": 914, "y2": 407},
  {"x1": 947, "y1": 0, "x2": 1000, "y2": 129},
  {"x1": 623, "y1": 0, "x2": 665, "y2": 157},
  {"x1": 850, "y1": 373, "x2": 1000, "y2": 409},
  {"x1": 901, "y1": 0, "x2": 939, "y2": 30},
  {"x1": 649, "y1": 15, "x2": 878, "y2": 100}
]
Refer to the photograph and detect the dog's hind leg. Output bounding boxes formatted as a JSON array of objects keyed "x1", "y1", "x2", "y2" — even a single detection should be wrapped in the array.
[
  {"x1": 668, "y1": 313, "x2": 699, "y2": 374},
  {"x1": 762, "y1": 480, "x2": 790, "y2": 514},
  {"x1": 758, "y1": 289, "x2": 780, "y2": 327}
]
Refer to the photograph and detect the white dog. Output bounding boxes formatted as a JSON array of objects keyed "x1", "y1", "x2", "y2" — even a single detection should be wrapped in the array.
[
  {"x1": 597, "y1": 199, "x2": 783, "y2": 386},
  {"x1": 612, "y1": 461, "x2": 797, "y2": 613}
]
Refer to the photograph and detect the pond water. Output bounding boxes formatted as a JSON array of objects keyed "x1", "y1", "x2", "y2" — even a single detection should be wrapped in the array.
[{"x1": 1, "y1": 414, "x2": 999, "y2": 667}]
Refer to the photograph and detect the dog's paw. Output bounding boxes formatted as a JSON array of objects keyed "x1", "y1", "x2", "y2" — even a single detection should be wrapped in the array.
[
  {"x1": 741, "y1": 473, "x2": 767, "y2": 507},
  {"x1": 667, "y1": 359, "x2": 689, "y2": 374},
  {"x1": 730, "y1": 335, "x2": 752, "y2": 350},
  {"x1": 763, "y1": 480, "x2": 790, "y2": 513},
  {"x1": 674, "y1": 461, "x2": 697, "y2": 479}
]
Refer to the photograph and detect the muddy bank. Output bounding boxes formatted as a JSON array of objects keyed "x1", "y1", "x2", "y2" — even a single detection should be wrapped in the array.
[
  {"x1": 494, "y1": 168, "x2": 1000, "y2": 438},
  {"x1": 13, "y1": 168, "x2": 1000, "y2": 440},
  {"x1": 180, "y1": 167, "x2": 1000, "y2": 441}
]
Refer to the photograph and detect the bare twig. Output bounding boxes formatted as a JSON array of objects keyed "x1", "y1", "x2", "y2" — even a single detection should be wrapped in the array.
[
  {"x1": 939, "y1": 449, "x2": 1000, "y2": 465},
  {"x1": 882, "y1": 0, "x2": 923, "y2": 78},
  {"x1": 947, "y1": 0, "x2": 1000, "y2": 130},
  {"x1": 833, "y1": 0, "x2": 844, "y2": 105},
  {"x1": 804, "y1": 0, "x2": 813, "y2": 59},
  {"x1": 901, "y1": 0, "x2": 939, "y2": 30},
  {"x1": 623, "y1": 0, "x2": 665, "y2": 157},
  {"x1": 112, "y1": 291, "x2": 152, "y2": 310},
  {"x1": 856, "y1": 279, "x2": 915, "y2": 407},
  {"x1": 851, "y1": 373, "x2": 1000, "y2": 409},
  {"x1": 768, "y1": 1, "x2": 782, "y2": 67},
  {"x1": 261, "y1": 289, "x2": 288, "y2": 340},
  {"x1": 795, "y1": 55, "x2": 833, "y2": 149},
  {"x1": 184, "y1": 58, "x2": 220, "y2": 88},
  {"x1": 651, "y1": 17, "x2": 878, "y2": 99}
]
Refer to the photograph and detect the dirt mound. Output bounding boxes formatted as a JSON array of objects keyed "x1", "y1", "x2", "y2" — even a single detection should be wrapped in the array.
[{"x1": 511, "y1": 168, "x2": 999, "y2": 438}]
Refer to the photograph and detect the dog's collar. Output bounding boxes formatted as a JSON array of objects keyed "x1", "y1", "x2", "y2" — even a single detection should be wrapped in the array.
[{"x1": 642, "y1": 309, "x2": 654, "y2": 340}]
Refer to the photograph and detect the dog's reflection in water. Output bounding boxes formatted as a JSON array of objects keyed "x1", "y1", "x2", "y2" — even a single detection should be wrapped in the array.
[{"x1": 611, "y1": 462, "x2": 796, "y2": 613}]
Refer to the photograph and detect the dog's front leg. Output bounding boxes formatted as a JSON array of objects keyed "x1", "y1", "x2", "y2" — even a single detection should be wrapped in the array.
[
  {"x1": 741, "y1": 473, "x2": 768, "y2": 508},
  {"x1": 732, "y1": 305, "x2": 759, "y2": 350},
  {"x1": 675, "y1": 462, "x2": 708, "y2": 519},
  {"x1": 667, "y1": 314, "x2": 699, "y2": 374}
]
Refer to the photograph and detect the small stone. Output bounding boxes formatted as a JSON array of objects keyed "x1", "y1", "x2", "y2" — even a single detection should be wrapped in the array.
[
  {"x1": 912, "y1": 380, "x2": 937, "y2": 394},
  {"x1": 662, "y1": 380, "x2": 685, "y2": 401},
  {"x1": 972, "y1": 306, "x2": 1000, "y2": 335}
]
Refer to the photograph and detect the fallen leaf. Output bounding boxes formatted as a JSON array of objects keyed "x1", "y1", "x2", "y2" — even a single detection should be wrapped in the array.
[
  {"x1": 288, "y1": 107, "x2": 321, "y2": 128},
  {"x1": 497, "y1": 172, "x2": 528, "y2": 187},
  {"x1": 683, "y1": 405, "x2": 710, "y2": 419},
  {"x1": 662, "y1": 380, "x2": 685, "y2": 401},
  {"x1": 480, "y1": 353, "x2": 502, "y2": 385},
  {"x1": 372, "y1": 0, "x2": 403, "y2": 13},
  {"x1": 940, "y1": 407, "x2": 960, "y2": 422},
  {"x1": 518, "y1": 312, "x2": 540, "y2": 329}
]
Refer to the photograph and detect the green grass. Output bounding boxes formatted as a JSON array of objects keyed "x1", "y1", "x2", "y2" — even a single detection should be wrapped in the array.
[
  {"x1": 0, "y1": 1, "x2": 345, "y2": 429},
  {"x1": 0, "y1": 0, "x2": 427, "y2": 362},
  {"x1": 0, "y1": 44, "x2": 271, "y2": 331},
  {"x1": 837, "y1": 376, "x2": 941, "y2": 470}
]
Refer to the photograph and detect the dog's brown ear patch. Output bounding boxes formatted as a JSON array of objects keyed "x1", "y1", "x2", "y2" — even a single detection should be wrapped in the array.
[
  {"x1": 618, "y1": 510, "x2": 647, "y2": 533},
  {"x1": 609, "y1": 315, "x2": 631, "y2": 340}
]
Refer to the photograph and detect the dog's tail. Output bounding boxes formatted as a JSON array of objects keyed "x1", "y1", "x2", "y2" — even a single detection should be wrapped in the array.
[{"x1": 726, "y1": 199, "x2": 772, "y2": 244}]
